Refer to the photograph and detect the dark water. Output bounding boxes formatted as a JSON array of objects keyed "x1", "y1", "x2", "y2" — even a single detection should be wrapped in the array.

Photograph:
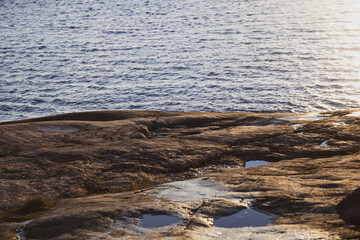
[
  {"x1": 140, "y1": 214, "x2": 179, "y2": 228},
  {"x1": 213, "y1": 208, "x2": 271, "y2": 228},
  {"x1": 1, "y1": 0, "x2": 360, "y2": 121}
]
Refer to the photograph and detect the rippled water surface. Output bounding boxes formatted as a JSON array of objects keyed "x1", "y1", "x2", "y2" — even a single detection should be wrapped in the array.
[{"x1": 1, "y1": 0, "x2": 360, "y2": 121}]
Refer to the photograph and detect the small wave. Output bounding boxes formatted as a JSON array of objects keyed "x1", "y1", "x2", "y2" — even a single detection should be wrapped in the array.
[
  {"x1": 207, "y1": 72, "x2": 220, "y2": 76},
  {"x1": 102, "y1": 30, "x2": 127, "y2": 34},
  {"x1": 343, "y1": 29, "x2": 360, "y2": 32},
  {"x1": 337, "y1": 47, "x2": 360, "y2": 51},
  {"x1": 172, "y1": 66, "x2": 190, "y2": 70},
  {"x1": 271, "y1": 51, "x2": 293, "y2": 55},
  {"x1": 44, "y1": 74, "x2": 59, "y2": 79},
  {"x1": 17, "y1": 105, "x2": 42, "y2": 113},
  {"x1": 0, "y1": 105, "x2": 12, "y2": 111},
  {"x1": 31, "y1": 98, "x2": 46, "y2": 104}
]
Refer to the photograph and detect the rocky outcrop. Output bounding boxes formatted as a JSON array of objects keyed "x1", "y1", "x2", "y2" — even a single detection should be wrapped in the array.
[
  {"x1": 1, "y1": 110, "x2": 360, "y2": 239},
  {"x1": 337, "y1": 187, "x2": 360, "y2": 227}
]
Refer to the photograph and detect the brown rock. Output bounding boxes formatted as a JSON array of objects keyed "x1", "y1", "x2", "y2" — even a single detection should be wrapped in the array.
[
  {"x1": 1, "y1": 110, "x2": 360, "y2": 239},
  {"x1": 337, "y1": 187, "x2": 360, "y2": 227}
]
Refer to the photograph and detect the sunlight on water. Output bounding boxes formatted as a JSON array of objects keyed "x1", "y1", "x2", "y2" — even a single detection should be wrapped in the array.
[{"x1": 1, "y1": 0, "x2": 360, "y2": 121}]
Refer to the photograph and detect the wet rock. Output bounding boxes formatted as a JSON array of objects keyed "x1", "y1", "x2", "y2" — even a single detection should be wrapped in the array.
[{"x1": 198, "y1": 199, "x2": 247, "y2": 217}]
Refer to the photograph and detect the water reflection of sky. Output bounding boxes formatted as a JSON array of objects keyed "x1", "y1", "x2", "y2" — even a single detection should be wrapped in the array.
[{"x1": 213, "y1": 208, "x2": 271, "y2": 228}]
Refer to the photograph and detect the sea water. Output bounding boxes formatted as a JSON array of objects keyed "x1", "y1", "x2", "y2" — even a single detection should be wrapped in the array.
[{"x1": 1, "y1": 0, "x2": 360, "y2": 121}]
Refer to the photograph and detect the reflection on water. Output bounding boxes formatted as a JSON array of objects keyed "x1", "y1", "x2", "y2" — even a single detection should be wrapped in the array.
[
  {"x1": 140, "y1": 214, "x2": 179, "y2": 228},
  {"x1": 245, "y1": 160, "x2": 271, "y2": 168},
  {"x1": 346, "y1": 111, "x2": 360, "y2": 117},
  {"x1": 320, "y1": 140, "x2": 329, "y2": 147},
  {"x1": 1, "y1": 0, "x2": 360, "y2": 121},
  {"x1": 279, "y1": 112, "x2": 330, "y2": 121},
  {"x1": 213, "y1": 208, "x2": 271, "y2": 228}
]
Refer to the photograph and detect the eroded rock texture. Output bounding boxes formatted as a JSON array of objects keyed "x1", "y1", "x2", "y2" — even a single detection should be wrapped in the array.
[{"x1": 0, "y1": 110, "x2": 360, "y2": 239}]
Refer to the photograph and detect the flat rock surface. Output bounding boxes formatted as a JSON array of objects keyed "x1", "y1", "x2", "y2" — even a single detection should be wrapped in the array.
[{"x1": 1, "y1": 110, "x2": 360, "y2": 239}]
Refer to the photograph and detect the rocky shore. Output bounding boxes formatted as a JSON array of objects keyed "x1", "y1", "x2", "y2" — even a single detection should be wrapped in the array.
[{"x1": 1, "y1": 110, "x2": 360, "y2": 239}]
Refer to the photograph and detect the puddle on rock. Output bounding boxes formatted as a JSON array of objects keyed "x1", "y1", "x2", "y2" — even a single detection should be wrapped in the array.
[
  {"x1": 279, "y1": 112, "x2": 330, "y2": 121},
  {"x1": 333, "y1": 121, "x2": 349, "y2": 126},
  {"x1": 245, "y1": 160, "x2": 271, "y2": 168},
  {"x1": 140, "y1": 214, "x2": 180, "y2": 228},
  {"x1": 265, "y1": 119, "x2": 287, "y2": 126},
  {"x1": 15, "y1": 220, "x2": 32, "y2": 240},
  {"x1": 213, "y1": 208, "x2": 271, "y2": 228},
  {"x1": 16, "y1": 229, "x2": 26, "y2": 240},
  {"x1": 320, "y1": 140, "x2": 329, "y2": 147},
  {"x1": 346, "y1": 111, "x2": 360, "y2": 117},
  {"x1": 290, "y1": 123, "x2": 302, "y2": 130},
  {"x1": 37, "y1": 125, "x2": 79, "y2": 133}
]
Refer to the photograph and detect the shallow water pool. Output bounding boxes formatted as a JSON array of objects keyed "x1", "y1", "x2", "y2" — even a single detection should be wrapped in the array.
[
  {"x1": 140, "y1": 214, "x2": 180, "y2": 228},
  {"x1": 245, "y1": 160, "x2": 271, "y2": 168},
  {"x1": 213, "y1": 208, "x2": 271, "y2": 228}
]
